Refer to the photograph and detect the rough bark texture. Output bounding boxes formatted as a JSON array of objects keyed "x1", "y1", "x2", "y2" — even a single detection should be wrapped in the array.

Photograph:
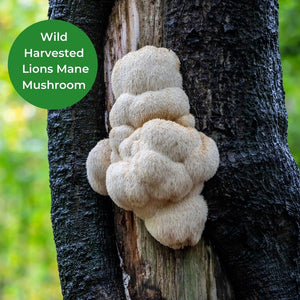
[
  {"x1": 104, "y1": 1, "x2": 234, "y2": 299},
  {"x1": 48, "y1": 0, "x2": 300, "y2": 299},
  {"x1": 47, "y1": 1, "x2": 125, "y2": 299},
  {"x1": 162, "y1": 0, "x2": 300, "y2": 299}
]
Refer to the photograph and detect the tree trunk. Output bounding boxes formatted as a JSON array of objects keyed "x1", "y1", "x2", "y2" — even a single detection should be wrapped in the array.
[
  {"x1": 48, "y1": 0, "x2": 300, "y2": 299},
  {"x1": 47, "y1": 1, "x2": 125, "y2": 299}
]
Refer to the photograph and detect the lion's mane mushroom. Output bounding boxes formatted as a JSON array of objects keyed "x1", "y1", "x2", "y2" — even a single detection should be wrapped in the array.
[{"x1": 86, "y1": 46, "x2": 219, "y2": 249}]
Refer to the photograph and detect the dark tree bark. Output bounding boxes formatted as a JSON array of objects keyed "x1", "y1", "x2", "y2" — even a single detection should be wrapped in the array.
[
  {"x1": 47, "y1": 1, "x2": 125, "y2": 299},
  {"x1": 162, "y1": 0, "x2": 300, "y2": 298},
  {"x1": 48, "y1": 0, "x2": 300, "y2": 299}
]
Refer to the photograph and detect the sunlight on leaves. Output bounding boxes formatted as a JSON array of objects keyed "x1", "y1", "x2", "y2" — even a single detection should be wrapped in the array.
[{"x1": 0, "y1": 0, "x2": 61, "y2": 299}]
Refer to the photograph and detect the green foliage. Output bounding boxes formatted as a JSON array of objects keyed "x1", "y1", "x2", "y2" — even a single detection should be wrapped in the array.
[
  {"x1": 279, "y1": 0, "x2": 300, "y2": 165},
  {"x1": 0, "y1": 0, "x2": 61, "y2": 299},
  {"x1": 0, "y1": 1, "x2": 298, "y2": 299}
]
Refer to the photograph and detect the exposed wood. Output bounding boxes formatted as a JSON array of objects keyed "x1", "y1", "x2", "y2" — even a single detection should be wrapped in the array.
[
  {"x1": 104, "y1": 1, "x2": 234, "y2": 299},
  {"x1": 104, "y1": 0, "x2": 163, "y2": 113}
]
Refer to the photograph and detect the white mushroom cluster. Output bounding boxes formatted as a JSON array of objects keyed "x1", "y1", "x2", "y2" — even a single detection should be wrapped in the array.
[{"x1": 86, "y1": 46, "x2": 219, "y2": 249}]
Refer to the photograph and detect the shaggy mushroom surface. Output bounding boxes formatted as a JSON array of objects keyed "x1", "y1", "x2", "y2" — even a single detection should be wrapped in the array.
[{"x1": 87, "y1": 46, "x2": 219, "y2": 249}]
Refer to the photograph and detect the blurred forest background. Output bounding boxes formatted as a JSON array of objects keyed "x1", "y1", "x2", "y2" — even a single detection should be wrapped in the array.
[{"x1": 0, "y1": 0, "x2": 299, "y2": 299}]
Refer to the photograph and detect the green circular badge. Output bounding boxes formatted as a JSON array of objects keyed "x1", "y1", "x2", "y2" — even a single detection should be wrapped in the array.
[{"x1": 8, "y1": 20, "x2": 98, "y2": 109}]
